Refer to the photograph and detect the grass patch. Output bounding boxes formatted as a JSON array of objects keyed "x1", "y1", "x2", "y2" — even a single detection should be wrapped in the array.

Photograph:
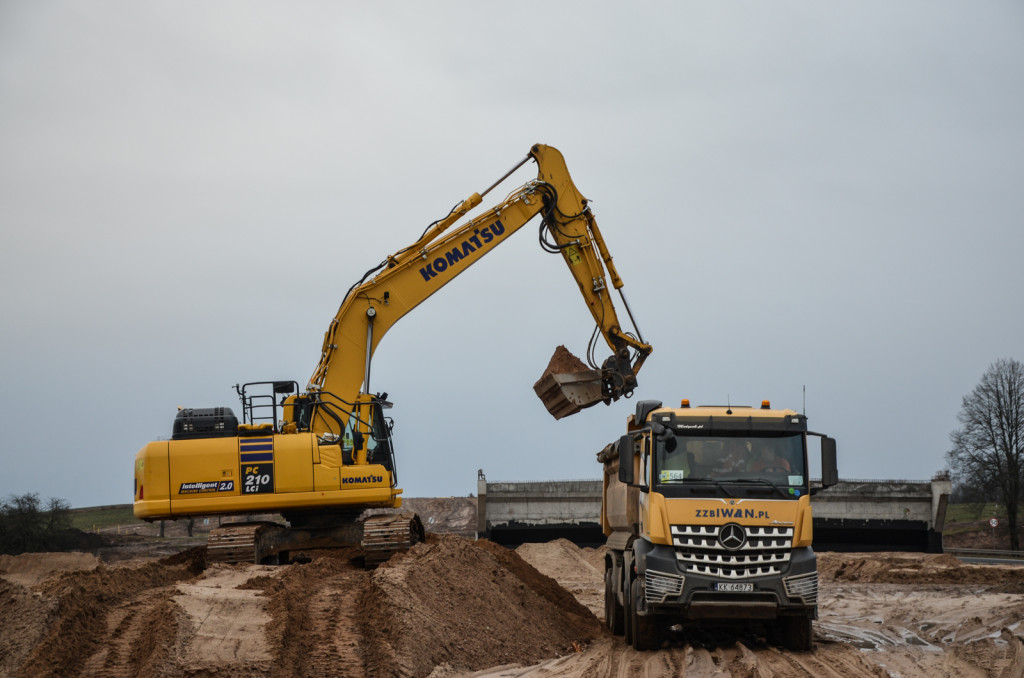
[
  {"x1": 69, "y1": 504, "x2": 140, "y2": 531},
  {"x1": 946, "y1": 502, "x2": 1006, "y2": 524},
  {"x1": 945, "y1": 502, "x2": 1019, "y2": 538}
]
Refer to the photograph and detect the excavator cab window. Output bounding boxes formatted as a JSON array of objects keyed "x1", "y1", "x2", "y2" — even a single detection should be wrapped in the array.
[
  {"x1": 291, "y1": 396, "x2": 314, "y2": 431},
  {"x1": 341, "y1": 401, "x2": 391, "y2": 451},
  {"x1": 336, "y1": 398, "x2": 396, "y2": 475},
  {"x1": 342, "y1": 416, "x2": 376, "y2": 456},
  {"x1": 370, "y1": 402, "x2": 396, "y2": 474}
]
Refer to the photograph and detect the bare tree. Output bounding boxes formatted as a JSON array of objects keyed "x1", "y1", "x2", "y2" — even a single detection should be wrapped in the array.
[
  {"x1": 947, "y1": 358, "x2": 1024, "y2": 550},
  {"x1": 0, "y1": 493, "x2": 72, "y2": 554}
]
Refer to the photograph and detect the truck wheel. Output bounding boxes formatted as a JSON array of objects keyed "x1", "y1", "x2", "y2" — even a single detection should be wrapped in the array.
[
  {"x1": 629, "y1": 578, "x2": 659, "y2": 651},
  {"x1": 781, "y1": 614, "x2": 813, "y2": 652},
  {"x1": 605, "y1": 568, "x2": 624, "y2": 635},
  {"x1": 623, "y1": 570, "x2": 634, "y2": 645}
]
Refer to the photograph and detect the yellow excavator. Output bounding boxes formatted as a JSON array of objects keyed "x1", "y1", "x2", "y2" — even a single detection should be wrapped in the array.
[{"x1": 133, "y1": 144, "x2": 652, "y2": 565}]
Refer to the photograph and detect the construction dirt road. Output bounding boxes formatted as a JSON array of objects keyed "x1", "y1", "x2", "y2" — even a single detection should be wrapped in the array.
[{"x1": 2, "y1": 532, "x2": 1024, "y2": 677}]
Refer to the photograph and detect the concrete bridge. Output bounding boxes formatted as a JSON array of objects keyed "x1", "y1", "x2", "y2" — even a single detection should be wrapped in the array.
[
  {"x1": 476, "y1": 471, "x2": 604, "y2": 546},
  {"x1": 810, "y1": 474, "x2": 952, "y2": 553},
  {"x1": 476, "y1": 470, "x2": 952, "y2": 552}
]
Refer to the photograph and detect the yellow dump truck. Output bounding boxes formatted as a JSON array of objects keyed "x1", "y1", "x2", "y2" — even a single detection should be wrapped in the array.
[{"x1": 600, "y1": 399, "x2": 838, "y2": 651}]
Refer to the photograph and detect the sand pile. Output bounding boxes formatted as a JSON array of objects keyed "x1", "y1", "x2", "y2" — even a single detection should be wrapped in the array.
[
  {"x1": 516, "y1": 538, "x2": 602, "y2": 584},
  {"x1": 0, "y1": 536, "x2": 600, "y2": 677},
  {"x1": 362, "y1": 535, "x2": 601, "y2": 676}
]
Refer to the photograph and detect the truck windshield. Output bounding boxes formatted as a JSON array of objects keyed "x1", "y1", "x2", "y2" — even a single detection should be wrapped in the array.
[{"x1": 656, "y1": 433, "x2": 805, "y2": 487}]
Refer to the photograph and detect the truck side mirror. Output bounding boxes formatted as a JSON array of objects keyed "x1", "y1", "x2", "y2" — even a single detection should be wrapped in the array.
[
  {"x1": 820, "y1": 436, "x2": 838, "y2": 488},
  {"x1": 617, "y1": 434, "x2": 635, "y2": 484}
]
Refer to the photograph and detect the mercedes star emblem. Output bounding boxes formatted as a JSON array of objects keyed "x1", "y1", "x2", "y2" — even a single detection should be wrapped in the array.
[{"x1": 719, "y1": 523, "x2": 746, "y2": 550}]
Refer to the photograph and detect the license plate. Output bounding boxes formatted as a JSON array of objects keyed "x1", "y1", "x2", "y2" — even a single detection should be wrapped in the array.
[{"x1": 715, "y1": 582, "x2": 754, "y2": 592}]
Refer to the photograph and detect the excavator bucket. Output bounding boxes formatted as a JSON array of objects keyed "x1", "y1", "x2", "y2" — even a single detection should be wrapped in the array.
[
  {"x1": 534, "y1": 346, "x2": 605, "y2": 420},
  {"x1": 535, "y1": 369, "x2": 605, "y2": 419}
]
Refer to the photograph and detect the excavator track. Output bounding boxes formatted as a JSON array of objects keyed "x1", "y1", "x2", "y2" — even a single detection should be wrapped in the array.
[
  {"x1": 362, "y1": 512, "x2": 425, "y2": 568},
  {"x1": 206, "y1": 523, "x2": 269, "y2": 564},
  {"x1": 206, "y1": 515, "x2": 424, "y2": 567}
]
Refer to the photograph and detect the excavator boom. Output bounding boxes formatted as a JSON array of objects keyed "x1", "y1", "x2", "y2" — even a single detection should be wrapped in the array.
[{"x1": 307, "y1": 144, "x2": 651, "y2": 430}]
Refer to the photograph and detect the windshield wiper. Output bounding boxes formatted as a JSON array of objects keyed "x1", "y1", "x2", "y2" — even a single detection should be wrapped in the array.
[
  {"x1": 733, "y1": 477, "x2": 789, "y2": 499},
  {"x1": 683, "y1": 476, "x2": 735, "y2": 498}
]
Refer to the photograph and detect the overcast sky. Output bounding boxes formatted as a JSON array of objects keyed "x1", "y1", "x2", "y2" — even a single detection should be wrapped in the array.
[{"x1": 2, "y1": 2, "x2": 1022, "y2": 509}]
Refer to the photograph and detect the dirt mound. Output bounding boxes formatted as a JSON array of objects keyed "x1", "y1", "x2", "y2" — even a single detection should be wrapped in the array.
[
  {"x1": 535, "y1": 345, "x2": 589, "y2": 384},
  {"x1": 516, "y1": 538, "x2": 602, "y2": 584},
  {"x1": 514, "y1": 539, "x2": 606, "y2": 618},
  {"x1": 819, "y1": 551, "x2": 1024, "y2": 588},
  {"x1": 6, "y1": 552, "x2": 205, "y2": 677},
  {"x1": 0, "y1": 534, "x2": 601, "y2": 677},
  {"x1": 369, "y1": 497, "x2": 478, "y2": 537},
  {"x1": 243, "y1": 551, "x2": 366, "y2": 675},
  {"x1": 363, "y1": 535, "x2": 601, "y2": 676},
  {"x1": 0, "y1": 551, "x2": 102, "y2": 587},
  {"x1": 0, "y1": 578, "x2": 57, "y2": 676}
]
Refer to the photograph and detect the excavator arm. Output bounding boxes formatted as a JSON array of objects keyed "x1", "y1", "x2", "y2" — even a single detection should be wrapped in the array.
[{"x1": 305, "y1": 144, "x2": 651, "y2": 435}]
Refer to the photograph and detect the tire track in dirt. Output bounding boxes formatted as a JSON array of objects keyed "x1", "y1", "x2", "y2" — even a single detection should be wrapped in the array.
[
  {"x1": 631, "y1": 647, "x2": 689, "y2": 676},
  {"x1": 250, "y1": 552, "x2": 370, "y2": 677},
  {"x1": 726, "y1": 639, "x2": 884, "y2": 678},
  {"x1": 300, "y1": 581, "x2": 366, "y2": 675},
  {"x1": 14, "y1": 550, "x2": 205, "y2": 678},
  {"x1": 77, "y1": 587, "x2": 181, "y2": 678},
  {"x1": 284, "y1": 568, "x2": 369, "y2": 676}
]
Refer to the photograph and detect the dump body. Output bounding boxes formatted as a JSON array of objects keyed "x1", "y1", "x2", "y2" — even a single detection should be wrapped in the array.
[{"x1": 601, "y1": 399, "x2": 838, "y2": 651}]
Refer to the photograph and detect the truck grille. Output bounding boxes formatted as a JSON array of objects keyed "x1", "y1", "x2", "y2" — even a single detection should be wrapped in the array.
[
  {"x1": 671, "y1": 524, "x2": 794, "y2": 579},
  {"x1": 645, "y1": 570, "x2": 685, "y2": 603},
  {"x1": 783, "y1": 571, "x2": 818, "y2": 604}
]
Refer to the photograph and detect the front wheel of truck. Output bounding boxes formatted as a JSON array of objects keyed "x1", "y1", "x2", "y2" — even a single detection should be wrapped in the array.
[
  {"x1": 780, "y1": 614, "x2": 813, "y2": 652},
  {"x1": 629, "y1": 578, "x2": 659, "y2": 651}
]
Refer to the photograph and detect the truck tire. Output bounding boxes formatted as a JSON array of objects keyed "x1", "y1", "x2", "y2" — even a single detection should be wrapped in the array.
[
  {"x1": 623, "y1": 569, "x2": 634, "y2": 646},
  {"x1": 629, "y1": 578, "x2": 659, "y2": 651},
  {"x1": 781, "y1": 614, "x2": 813, "y2": 652},
  {"x1": 604, "y1": 568, "x2": 624, "y2": 635}
]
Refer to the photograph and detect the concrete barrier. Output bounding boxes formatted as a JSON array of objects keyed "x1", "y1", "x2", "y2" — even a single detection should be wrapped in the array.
[
  {"x1": 476, "y1": 470, "x2": 953, "y2": 552},
  {"x1": 476, "y1": 470, "x2": 604, "y2": 546}
]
